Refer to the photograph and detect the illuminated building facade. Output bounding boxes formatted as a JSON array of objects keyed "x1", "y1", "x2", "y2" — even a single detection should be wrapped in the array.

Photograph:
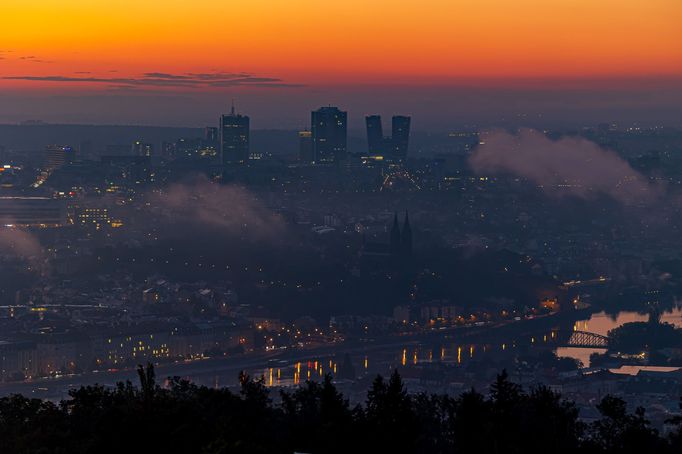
[
  {"x1": 220, "y1": 105, "x2": 250, "y2": 165},
  {"x1": 0, "y1": 197, "x2": 67, "y2": 227},
  {"x1": 0, "y1": 341, "x2": 37, "y2": 381},
  {"x1": 311, "y1": 106, "x2": 347, "y2": 164},
  {"x1": 132, "y1": 141, "x2": 154, "y2": 157},
  {"x1": 75, "y1": 207, "x2": 111, "y2": 229},
  {"x1": 44, "y1": 145, "x2": 73, "y2": 172}
]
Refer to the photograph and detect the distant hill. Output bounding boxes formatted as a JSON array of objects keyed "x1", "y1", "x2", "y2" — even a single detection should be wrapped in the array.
[
  {"x1": 0, "y1": 124, "x2": 301, "y2": 157},
  {"x1": 0, "y1": 123, "x2": 446, "y2": 158}
]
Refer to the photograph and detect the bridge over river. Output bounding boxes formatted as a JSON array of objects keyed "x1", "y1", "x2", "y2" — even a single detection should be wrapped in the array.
[{"x1": 559, "y1": 330, "x2": 609, "y2": 348}]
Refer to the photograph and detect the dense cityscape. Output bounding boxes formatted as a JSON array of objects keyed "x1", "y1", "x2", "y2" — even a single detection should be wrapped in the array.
[
  {"x1": 2, "y1": 0, "x2": 682, "y2": 452},
  {"x1": 1, "y1": 108, "x2": 682, "y2": 431}
]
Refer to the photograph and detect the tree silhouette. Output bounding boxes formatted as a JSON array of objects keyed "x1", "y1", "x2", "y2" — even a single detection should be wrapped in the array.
[
  {"x1": 587, "y1": 395, "x2": 664, "y2": 453},
  {"x1": 0, "y1": 368, "x2": 677, "y2": 453},
  {"x1": 280, "y1": 374, "x2": 353, "y2": 453},
  {"x1": 668, "y1": 396, "x2": 682, "y2": 449},
  {"x1": 364, "y1": 369, "x2": 418, "y2": 452}
]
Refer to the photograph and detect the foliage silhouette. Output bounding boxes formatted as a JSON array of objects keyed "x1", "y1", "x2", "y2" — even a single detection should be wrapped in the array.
[{"x1": 0, "y1": 364, "x2": 680, "y2": 453}]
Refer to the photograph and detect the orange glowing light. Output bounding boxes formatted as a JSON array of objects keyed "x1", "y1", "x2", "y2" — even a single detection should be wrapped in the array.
[{"x1": 1, "y1": 0, "x2": 680, "y2": 92}]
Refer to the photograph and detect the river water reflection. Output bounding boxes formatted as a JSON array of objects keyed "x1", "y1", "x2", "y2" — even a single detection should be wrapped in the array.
[
  {"x1": 191, "y1": 308, "x2": 682, "y2": 390},
  {"x1": 250, "y1": 307, "x2": 682, "y2": 386},
  {"x1": 556, "y1": 307, "x2": 682, "y2": 367}
]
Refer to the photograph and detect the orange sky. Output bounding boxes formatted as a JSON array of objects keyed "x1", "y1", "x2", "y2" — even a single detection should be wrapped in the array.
[{"x1": 1, "y1": 0, "x2": 682, "y2": 90}]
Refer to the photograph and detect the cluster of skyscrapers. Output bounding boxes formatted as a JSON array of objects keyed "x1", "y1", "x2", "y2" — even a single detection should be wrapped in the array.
[
  {"x1": 366, "y1": 115, "x2": 411, "y2": 161},
  {"x1": 216, "y1": 105, "x2": 410, "y2": 168}
]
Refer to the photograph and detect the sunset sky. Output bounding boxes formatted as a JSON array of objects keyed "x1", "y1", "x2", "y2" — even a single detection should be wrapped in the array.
[{"x1": 1, "y1": 0, "x2": 682, "y2": 127}]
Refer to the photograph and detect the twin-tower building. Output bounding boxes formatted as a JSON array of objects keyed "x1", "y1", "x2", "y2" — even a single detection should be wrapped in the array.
[
  {"x1": 303, "y1": 107, "x2": 411, "y2": 164},
  {"x1": 219, "y1": 104, "x2": 410, "y2": 167},
  {"x1": 365, "y1": 115, "x2": 411, "y2": 161}
]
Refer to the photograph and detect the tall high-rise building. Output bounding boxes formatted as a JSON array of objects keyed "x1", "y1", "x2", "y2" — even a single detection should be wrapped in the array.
[
  {"x1": 132, "y1": 141, "x2": 154, "y2": 157},
  {"x1": 366, "y1": 115, "x2": 384, "y2": 154},
  {"x1": 311, "y1": 106, "x2": 347, "y2": 164},
  {"x1": 392, "y1": 116, "x2": 411, "y2": 159},
  {"x1": 364, "y1": 115, "x2": 411, "y2": 161},
  {"x1": 205, "y1": 127, "x2": 219, "y2": 144},
  {"x1": 298, "y1": 130, "x2": 313, "y2": 163},
  {"x1": 45, "y1": 145, "x2": 74, "y2": 172},
  {"x1": 220, "y1": 104, "x2": 250, "y2": 165}
]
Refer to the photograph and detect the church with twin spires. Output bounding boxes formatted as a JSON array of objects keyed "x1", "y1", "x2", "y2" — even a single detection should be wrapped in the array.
[{"x1": 390, "y1": 211, "x2": 412, "y2": 259}]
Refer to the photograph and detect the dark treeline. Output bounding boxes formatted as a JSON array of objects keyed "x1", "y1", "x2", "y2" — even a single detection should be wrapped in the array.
[{"x1": 1, "y1": 365, "x2": 681, "y2": 454}]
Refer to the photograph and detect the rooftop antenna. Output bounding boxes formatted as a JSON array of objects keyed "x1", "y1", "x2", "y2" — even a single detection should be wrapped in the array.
[{"x1": 230, "y1": 99, "x2": 235, "y2": 115}]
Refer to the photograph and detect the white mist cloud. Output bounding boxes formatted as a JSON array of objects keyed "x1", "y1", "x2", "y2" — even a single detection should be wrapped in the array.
[
  {"x1": 151, "y1": 176, "x2": 285, "y2": 239},
  {"x1": 0, "y1": 227, "x2": 47, "y2": 274},
  {"x1": 469, "y1": 128, "x2": 658, "y2": 204}
]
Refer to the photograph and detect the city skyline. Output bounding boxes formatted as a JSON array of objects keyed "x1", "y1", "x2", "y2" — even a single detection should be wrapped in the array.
[
  {"x1": 2, "y1": 1, "x2": 682, "y2": 452},
  {"x1": 1, "y1": 1, "x2": 682, "y2": 127}
]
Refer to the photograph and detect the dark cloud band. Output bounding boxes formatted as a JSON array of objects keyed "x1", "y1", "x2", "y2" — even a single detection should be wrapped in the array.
[{"x1": 2, "y1": 71, "x2": 302, "y2": 88}]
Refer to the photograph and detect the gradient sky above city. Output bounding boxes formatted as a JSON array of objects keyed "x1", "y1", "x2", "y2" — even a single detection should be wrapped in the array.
[{"x1": 1, "y1": 0, "x2": 682, "y2": 128}]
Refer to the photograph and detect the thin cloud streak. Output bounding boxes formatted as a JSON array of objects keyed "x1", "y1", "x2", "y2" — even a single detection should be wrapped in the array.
[{"x1": 2, "y1": 71, "x2": 303, "y2": 89}]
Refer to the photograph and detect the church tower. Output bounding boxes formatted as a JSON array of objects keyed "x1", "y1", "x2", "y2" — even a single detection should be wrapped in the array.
[
  {"x1": 390, "y1": 212, "x2": 401, "y2": 256},
  {"x1": 401, "y1": 210, "x2": 412, "y2": 257}
]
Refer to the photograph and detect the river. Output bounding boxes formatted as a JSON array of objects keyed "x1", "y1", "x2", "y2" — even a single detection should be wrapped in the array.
[
  {"x1": 556, "y1": 306, "x2": 682, "y2": 367},
  {"x1": 4, "y1": 307, "x2": 681, "y2": 399}
]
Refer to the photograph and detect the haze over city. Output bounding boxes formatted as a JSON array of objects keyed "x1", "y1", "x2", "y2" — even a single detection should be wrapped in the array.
[{"x1": 1, "y1": 1, "x2": 682, "y2": 453}]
